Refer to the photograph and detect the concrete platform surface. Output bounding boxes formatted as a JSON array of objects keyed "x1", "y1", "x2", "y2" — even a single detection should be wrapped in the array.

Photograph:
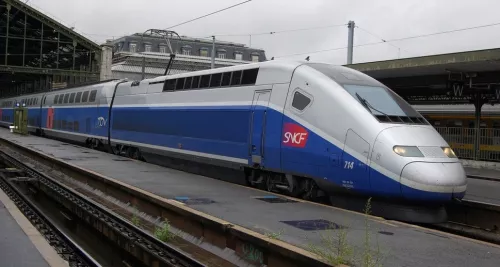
[
  {"x1": 0, "y1": 181, "x2": 67, "y2": 267},
  {"x1": 2, "y1": 129, "x2": 500, "y2": 267}
]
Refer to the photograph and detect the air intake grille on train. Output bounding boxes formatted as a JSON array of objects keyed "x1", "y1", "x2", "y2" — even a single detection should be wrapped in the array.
[
  {"x1": 375, "y1": 115, "x2": 428, "y2": 125},
  {"x1": 418, "y1": 146, "x2": 448, "y2": 158}
]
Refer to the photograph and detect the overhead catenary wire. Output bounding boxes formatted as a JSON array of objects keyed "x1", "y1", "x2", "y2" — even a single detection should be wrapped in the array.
[
  {"x1": 164, "y1": 0, "x2": 253, "y2": 30},
  {"x1": 355, "y1": 25, "x2": 413, "y2": 58},
  {"x1": 210, "y1": 23, "x2": 347, "y2": 37},
  {"x1": 274, "y1": 20, "x2": 500, "y2": 59}
]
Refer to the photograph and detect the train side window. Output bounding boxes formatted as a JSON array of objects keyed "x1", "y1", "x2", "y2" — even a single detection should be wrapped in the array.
[
  {"x1": 63, "y1": 93, "x2": 70, "y2": 103},
  {"x1": 292, "y1": 90, "x2": 312, "y2": 111},
  {"x1": 164, "y1": 79, "x2": 176, "y2": 91},
  {"x1": 241, "y1": 68, "x2": 259, "y2": 85},
  {"x1": 191, "y1": 76, "x2": 200, "y2": 89},
  {"x1": 221, "y1": 72, "x2": 231, "y2": 86},
  {"x1": 200, "y1": 75, "x2": 210, "y2": 88},
  {"x1": 75, "y1": 92, "x2": 82, "y2": 103},
  {"x1": 184, "y1": 77, "x2": 192, "y2": 89},
  {"x1": 81, "y1": 91, "x2": 89, "y2": 102},
  {"x1": 53, "y1": 95, "x2": 58, "y2": 104},
  {"x1": 231, "y1": 71, "x2": 242, "y2": 85},
  {"x1": 69, "y1": 93, "x2": 76, "y2": 103},
  {"x1": 210, "y1": 73, "x2": 222, "y2": 87},
  {"x1": 89, "y1": 90, "x2": 97, "y2": 102},
  {"x1": 176, "y1": 78, "x2": 185, "y2": 90}
]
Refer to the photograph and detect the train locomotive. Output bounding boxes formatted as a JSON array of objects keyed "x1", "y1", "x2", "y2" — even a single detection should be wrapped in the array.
[{"x1": 0, "y1": 60, "x2": 467, "y2": 223}]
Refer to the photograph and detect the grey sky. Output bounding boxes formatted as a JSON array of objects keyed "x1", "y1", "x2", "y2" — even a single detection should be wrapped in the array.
[{"x1": 28, "y1": 0, "x2": 500, "y2": 64}]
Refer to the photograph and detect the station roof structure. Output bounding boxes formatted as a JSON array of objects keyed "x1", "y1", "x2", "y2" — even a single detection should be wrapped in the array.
[
  {"x1": 346, "y1": 48, "x2": 500, "y2": 105},
  {"x1": 0, "y1": 0, "x2": 102, "y2": 97}
]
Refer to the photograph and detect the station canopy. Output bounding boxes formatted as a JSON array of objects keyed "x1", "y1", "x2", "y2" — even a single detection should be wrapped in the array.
[
  {"x1": 0, "y1": 0, "x2": 101, "y2": 97},
  {"x1": 346, "y1": 48, "x2": 500, "y2": 105}
]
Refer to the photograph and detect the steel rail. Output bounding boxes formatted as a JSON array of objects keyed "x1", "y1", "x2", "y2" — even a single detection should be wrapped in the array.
[
  {"x1": 0, "y1": 149, "x2": 206, "y2": 267},
  {"x1": 0, "y1": 157, "x2": 101, "y2": 267}
]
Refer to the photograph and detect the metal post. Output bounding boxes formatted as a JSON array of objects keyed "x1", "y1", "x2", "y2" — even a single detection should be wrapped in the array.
[
  {"x1": 141, "y1": 56, "x2": 146, "y2": 80},
  {"x1": 5, "y1": 4, "x2": 11, "y2": 65},
  {"x1": 23, "y1": 12, "x2": 26, "y2": 66},
  {"x1": 211, "y1": 36, "x2": 215, "y2": 69},
  {"x1": 347, "y1": 20, "x2": 355, "y2": 65},
  {"x1": 473, "y1": 93, "x2": 484, "y2": 160}
]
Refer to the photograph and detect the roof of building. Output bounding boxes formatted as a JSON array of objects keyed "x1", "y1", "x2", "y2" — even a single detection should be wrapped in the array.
[{"x1": 346, "y1": 48, "x2": 500, "y2": 79}]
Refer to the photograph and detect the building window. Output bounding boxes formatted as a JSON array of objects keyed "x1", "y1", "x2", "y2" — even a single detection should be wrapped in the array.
[
  {"x1": 200, "y1": 48, "x2": 209, "y2": 57},
  {"x1": 182, "y1": 47, "x2": 191, "y2": 55},
  {"x1": 234, "y1": 52, "x2": 243, "y2": 60},
  {"x1": 251, "y1": 54, "x2": 259, "y2": 62},
  {"x1": 159, "y1": 46, "x2": 167, "y2": 53},
  {"x1": 145, "y1": 44, "x2": 151, "y2": 52},
  {"x1": 129, "y1": 43, "x2": 137, "y2": 53},
  {"x1": 217, "y1": 52, "x2": 226, "y2": 59}
]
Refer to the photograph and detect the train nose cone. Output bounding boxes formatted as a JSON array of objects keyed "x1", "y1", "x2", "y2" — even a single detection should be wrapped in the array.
[{"x1": 401, "y1": 161, "x2": 467, "y2": 201}]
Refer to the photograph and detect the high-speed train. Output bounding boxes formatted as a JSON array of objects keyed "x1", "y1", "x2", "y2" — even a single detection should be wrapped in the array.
[{"x1": 0, "y1": 60, "x2": 467, "y2": 223}]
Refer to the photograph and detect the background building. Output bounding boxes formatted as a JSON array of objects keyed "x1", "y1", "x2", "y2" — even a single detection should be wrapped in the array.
[{"x1": 108, "y1": 32, "x2": 267, "y2": 80}]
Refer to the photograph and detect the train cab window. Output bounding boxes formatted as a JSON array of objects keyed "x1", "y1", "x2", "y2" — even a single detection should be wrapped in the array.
[
  {"x1": 241, "y1": 68, "x2": 259, "y2": 85},
  {"x1": 69, "y1": 93, "x2": 76, "y2": 103},
  {"x1": 81, "y1": 91, "x2": 89, "y2": 102},
  {"x1": 231, "y1": 71, "x2": 242, "y2": 85},
  {"x1": 184, "y1": 77, "x2": 192, "y2": 89},
  {"x1": 176, "y1": 78, "x2": 185, "y2": 90},
  {"x1": 191, "y1": 76, "x2": 200, "y2": 89},
  {"x1": 291, "y1": 90, "x2": 311, "y2": 111},
  {"x1": 221, "y1": 72, "x2": 231, "y2": 86},
  {"x1": 63, "y1": 94, "x2": 70, "y2": 103},
  {"x1": 89, "y1": 90, "x2": 97, "y2": 102},
  {"x1": 210, "y1": 73, "x2": 222, "y2": 87},
  {"x1": 200, "y1": 75, "x2": 210, "y2": 88},
  {"x1": 75, "y1": 92, "x2": 82, "y2": 103}
]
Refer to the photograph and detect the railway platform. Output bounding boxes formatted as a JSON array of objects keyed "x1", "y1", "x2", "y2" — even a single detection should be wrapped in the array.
[
  {"x1": 0, "y1": 179, "x2": 68, "y2": 267},
  {"x1": 1, "y1": 128, "x2": 500, "y2": 267},
  {"x1": 462, "y1": 161, "x2": 500, "y2": 205}
]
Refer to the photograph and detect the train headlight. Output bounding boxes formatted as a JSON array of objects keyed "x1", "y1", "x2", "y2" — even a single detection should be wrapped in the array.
[
  {"x1": 442, "y1": 147, "x2": 457, "y2": 158},
  {"x1": 393, "y1": 146, "x2": 424, "y2": 157}
]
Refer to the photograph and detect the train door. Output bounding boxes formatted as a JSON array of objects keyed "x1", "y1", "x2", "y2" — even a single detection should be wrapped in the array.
[
  {"x1": 249, "y1": 90, "x2": 271, "y2": 166},
  {"x1": 341, "y1": 129, "x2": 371, "y2": 192}
]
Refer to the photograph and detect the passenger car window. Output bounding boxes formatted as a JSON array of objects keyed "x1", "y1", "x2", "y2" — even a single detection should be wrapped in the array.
[
  {"x1": 89, "y1": 90, "x2": 97, "y2": 102},
  {"x1": 291, "y1": 91, "x2": 311, "y2": 111},
  {"x1": 69, "y1": 93, "x2": 76, "y2": 103},
  {"x1": 82, "y1": 91, "x2": 89, "y2": 102},
  {"x1": 75, "y1": 92, "x2": 82, "y2": 103}
]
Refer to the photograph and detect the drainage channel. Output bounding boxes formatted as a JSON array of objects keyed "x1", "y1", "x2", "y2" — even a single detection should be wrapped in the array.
[{"x1": 0, "y1": 149, "x2": 210, "y2": 267}]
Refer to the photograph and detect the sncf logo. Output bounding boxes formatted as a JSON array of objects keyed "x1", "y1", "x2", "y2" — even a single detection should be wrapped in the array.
[{"x1": 282, "y1": 123, "x2": 308, "y2": 148}]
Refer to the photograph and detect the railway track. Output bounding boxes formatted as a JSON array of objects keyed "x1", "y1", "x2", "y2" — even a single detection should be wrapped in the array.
[
  {"x1": 0, "y1": 157, "x2": 101, "y2": 267},
  {"x1": 0, "y1": 148, "x2": 207, "y2": 267},
  {"x1": 0, "y1": 138, "x2": 333, "y2": 267},
  {"x1": 1, "y1": 133, "x2": 500, "y2": 267}
]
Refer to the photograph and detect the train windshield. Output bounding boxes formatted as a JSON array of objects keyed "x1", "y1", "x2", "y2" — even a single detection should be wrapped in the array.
[
  {"x1": 343, "y1": 84, "x2": 420, "y2": 117},
  {"x1": 305, "y1": 63, "x2": 426, "y2": 123}
]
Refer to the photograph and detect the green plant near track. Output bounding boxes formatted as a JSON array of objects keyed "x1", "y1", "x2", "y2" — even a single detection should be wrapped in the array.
[
  {"x1": 154, "y1": 220, "x2": 176, "y2": 242},
  {"x1": 307, "y1": 197, "x2": 385, "y2": 267},
  {"x1": 131, "y1": 206, "x2": 140, "y2": 226},
  {"x1": 266, "y1": 228, "x2": 285, "y2": 240}
]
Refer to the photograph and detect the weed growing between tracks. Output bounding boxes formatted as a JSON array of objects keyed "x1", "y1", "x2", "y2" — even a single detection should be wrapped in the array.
[
  {"x1": 154, "y1": 220, "x2": 176, "y2": 242},
  {"x1": 306, "y1": 198, "x2": 384, "y2": 267}
]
